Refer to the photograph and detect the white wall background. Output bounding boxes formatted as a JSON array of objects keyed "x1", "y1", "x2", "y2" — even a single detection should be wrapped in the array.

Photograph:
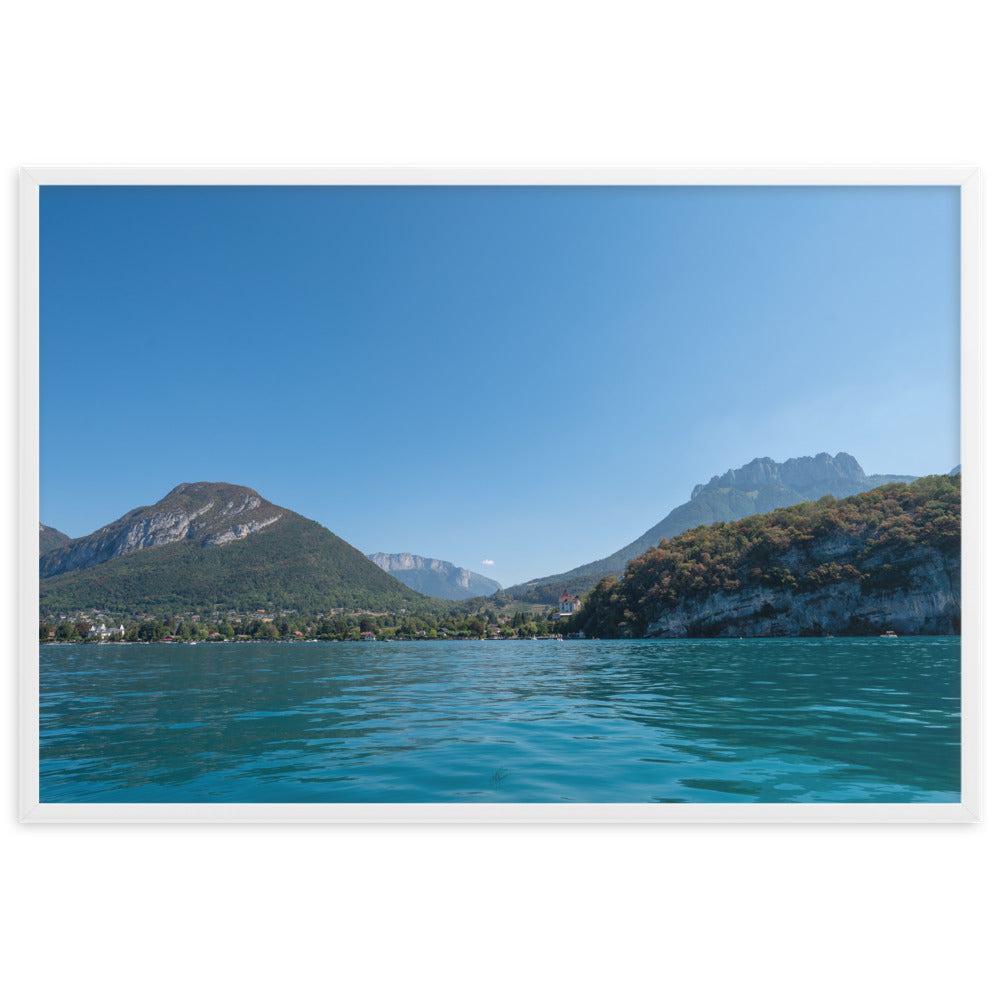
[{"x1": 2, "y1": 3, "x2": 995, "y2": 997}]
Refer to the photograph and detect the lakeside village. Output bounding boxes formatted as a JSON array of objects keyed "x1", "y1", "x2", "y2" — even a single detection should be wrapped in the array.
[{"x1": 39, "y1": 592, "x2": 586, "y2": 645}]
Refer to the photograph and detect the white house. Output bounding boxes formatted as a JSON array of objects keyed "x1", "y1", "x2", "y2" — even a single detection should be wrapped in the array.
[
  {"x1": 88, "y1": 623, "x2": 125, "y2": 640},
  {"x1": 558, "y1": 590, "x2": 581, "y2": 616}
]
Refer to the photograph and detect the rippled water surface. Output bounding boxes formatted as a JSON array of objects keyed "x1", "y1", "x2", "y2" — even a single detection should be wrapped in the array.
[{"x1": 39, "y1": 638, "x2": 960, "y2": 803}]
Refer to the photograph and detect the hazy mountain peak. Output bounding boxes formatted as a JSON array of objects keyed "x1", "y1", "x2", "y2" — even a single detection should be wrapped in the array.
[
  {"x1": 691, "y1": 452, "x2": 867, "y2": 500},
  {"x1": 368, "y1": 552, "x2": 502, "y2": 601}
]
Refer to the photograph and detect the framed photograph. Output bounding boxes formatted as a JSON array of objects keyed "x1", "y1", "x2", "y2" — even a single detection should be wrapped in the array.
[{"x1": 19, "y1": 166, "x2": 981, "y2": 822}]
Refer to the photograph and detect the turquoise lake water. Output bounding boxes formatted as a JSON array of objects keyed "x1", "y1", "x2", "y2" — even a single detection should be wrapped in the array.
[{"x1": 38, "y1": 638, "x2": 961, "y2": 803}]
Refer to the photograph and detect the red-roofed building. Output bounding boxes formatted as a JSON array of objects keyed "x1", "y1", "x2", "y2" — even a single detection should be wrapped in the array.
[{"x1": 558, "y1": 591, "x2": 581, "y2": 616}]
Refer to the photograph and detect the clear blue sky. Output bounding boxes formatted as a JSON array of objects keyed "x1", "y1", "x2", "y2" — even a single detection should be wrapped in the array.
[{"x1": 39, "y1": 184, "x2": 960, "y2": 587}]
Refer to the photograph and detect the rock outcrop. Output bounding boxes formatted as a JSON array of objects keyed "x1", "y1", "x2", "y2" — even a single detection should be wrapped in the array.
[
  {"x1": 40, "y1": 482, "x2": 285, "y2": 578},
  {"x1": 690, "y1": 452, "x2": 871, "y2": 498},
  {"x1": 645, "y1": 546, "x2": 959, "y2": 637}
]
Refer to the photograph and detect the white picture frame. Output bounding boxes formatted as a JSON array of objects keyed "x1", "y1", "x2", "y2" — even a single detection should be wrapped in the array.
[{"x1": 19, "y1": 165, "x2": 982, "y2": 823}]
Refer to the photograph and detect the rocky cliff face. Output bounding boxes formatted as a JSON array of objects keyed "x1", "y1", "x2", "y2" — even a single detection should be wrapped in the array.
[
  {"x1": 368, "y1": 552, "x2": 501, "y2": 600},
  {"x1": 690, "y1": 452, "x2": 869, "y2": 499},
  {"x1": 40, "y1": 483, "x2": 286, "y2": 578},
  {"x1": 645, "y1": 545, "x2": 959, "y2": 637},
  {"x1": 370, "y1": 553, "x2": 451, "y2": 575}
]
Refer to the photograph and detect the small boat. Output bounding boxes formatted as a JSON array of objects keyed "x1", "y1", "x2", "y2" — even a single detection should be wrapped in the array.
[{"x1": 880, "y1": 630, "x2": 898, "y2": 638}]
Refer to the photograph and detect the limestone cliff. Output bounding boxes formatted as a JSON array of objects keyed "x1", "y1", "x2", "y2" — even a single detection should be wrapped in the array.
[
  {"x1": 574, "y1": 475, "x2": 960, "y2": 638},
  {"x1": 645, "y1": 546, "x2": 959, "y2": 637},
  {"x1": 368, "y1": 552, "x2": 502, "y2": 601},
  {"x1": 689, "y1": 451, "x2": 895, "y2": 499}
]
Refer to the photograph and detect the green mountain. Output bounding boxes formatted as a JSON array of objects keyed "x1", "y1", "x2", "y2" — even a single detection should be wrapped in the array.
[
  {"x1": 39, "y1": 482, "x2": 440, "y2": 617},
  {"x1": 39, "y1": 523, "x2": 70, "y2": 554},
  {"x1": 573, "y1": 474, "x2": 960, "y2": 638},
  {"x1": 508, "y1": 452, "x2": 918, "y2": 604},
  {"x1": 368, "y1": 552, "x2": 502, "y2": 600}
]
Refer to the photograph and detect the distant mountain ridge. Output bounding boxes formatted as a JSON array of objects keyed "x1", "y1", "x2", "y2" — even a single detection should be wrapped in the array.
[
  {"x1": 689, "y1": 452, "x2": 907, "y2": 499},
  {"x1": 368, "y1": 553, "x2": 501, "y2": 600},
  {"x1": 508, "y1": 452, "x2": 919, "y2": 604},
  {"x1": 39, "y1": 482, "x2": 438, "y2": 616}
]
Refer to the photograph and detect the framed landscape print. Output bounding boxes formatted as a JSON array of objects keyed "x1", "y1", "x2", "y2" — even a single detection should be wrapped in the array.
[{"x1": 19, "y1": 166, "x2": 981, "y2": 822}]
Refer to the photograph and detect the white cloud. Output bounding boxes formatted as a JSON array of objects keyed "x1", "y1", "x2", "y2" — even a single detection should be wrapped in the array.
[{"x1": 482, "y1": 559, "x2": 495, "y2": 566}]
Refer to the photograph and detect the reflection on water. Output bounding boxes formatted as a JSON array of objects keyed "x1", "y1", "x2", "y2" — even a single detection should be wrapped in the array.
[{"x1": 39, "y1": 638, "x2": 960, "y2": 803}]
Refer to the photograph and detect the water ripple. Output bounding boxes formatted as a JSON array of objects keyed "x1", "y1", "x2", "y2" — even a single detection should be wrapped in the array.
[{"x1": 39, "y1": 638, "x2": 960, "y2": 803}]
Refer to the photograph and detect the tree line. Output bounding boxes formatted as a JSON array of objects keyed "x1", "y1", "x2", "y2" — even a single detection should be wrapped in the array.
[{"x1": 39, "y1": 606, "x2": 570, "y2": 644}]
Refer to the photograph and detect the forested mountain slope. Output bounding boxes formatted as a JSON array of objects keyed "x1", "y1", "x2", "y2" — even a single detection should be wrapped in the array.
[
  {"x1": 39, "y1": 482, "x2": 440, "y2": 617},
  {"x1": 572, "y1": 475, "x2": 959, "y2": 638}
]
